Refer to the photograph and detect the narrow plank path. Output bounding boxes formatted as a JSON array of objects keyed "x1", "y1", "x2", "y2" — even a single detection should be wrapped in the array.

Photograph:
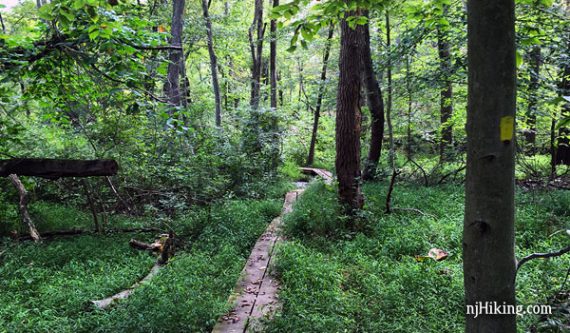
[{"x1": 212, "y1": 168, "x2": 332, "y2": 333}]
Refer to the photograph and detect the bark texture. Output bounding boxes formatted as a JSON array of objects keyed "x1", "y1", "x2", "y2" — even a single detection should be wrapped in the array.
[
  {"x1": 307, "y1": 24, "x2": 334, "y2": 166},
  {"x1": 555, "y1": 36, "x2": 570, "y2": 166},
  {"x1": 164, "y1": 0, "x2": 187, "y2": 109},
  {"x1": 361, "y1": 12, "x2": 385, "y2": 181},
  {"x1": 269, "y1": 0, "x2": 279, "y2": 110},
  {"x1": 201, "y1": 0, "x2": 222, "y2": 126},
  {"x1": 437, "y1": 8, "x2": 454, "y2": 160},
  {"x1": 0, "y1": 159, "x2": 118, "y2": 178},
  {"x1": 385, "y1": 12, "x2": 395, "y2": 168},
  {"x1": 336, "y1": 7, "x2": 364, "y2": 213},
  {"x1": 464, "y1": 0, "x2": 517, "y2": 332},
  {"x1": 249, "y1": 0, "x2": 265, "y2": 110},
  {"x1": 525, "y1": 46, "x2": 541, "y2": 150}
]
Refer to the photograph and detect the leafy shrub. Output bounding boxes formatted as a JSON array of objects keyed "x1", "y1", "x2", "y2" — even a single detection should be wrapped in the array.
[{"x1": 283, "y1": 181, "x2": 344, "y2": 237}]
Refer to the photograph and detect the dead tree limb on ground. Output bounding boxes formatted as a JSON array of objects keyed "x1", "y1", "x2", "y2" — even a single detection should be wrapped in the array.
[{"x1": 92, "y1": 232, "x2": 175, "y2": 310}]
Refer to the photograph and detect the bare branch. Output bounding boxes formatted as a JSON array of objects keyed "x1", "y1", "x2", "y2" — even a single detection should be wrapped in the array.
[{"x1": 517, "y1": 245, "x2": 570, "y2": 272}]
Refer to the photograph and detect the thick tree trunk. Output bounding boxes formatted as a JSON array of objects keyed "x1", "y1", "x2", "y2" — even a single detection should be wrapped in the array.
[
  {"x1": 525, "y1": 46, "x2": 541, "y2": 151},
  {"x1": 437, "y1": 9, "x2": 454, "y2": 161},
  {"x1": 8, "y1": 174, "x2": 41, "y2": 242},
  {"x1": 464, "y1": 0, "x2": 517, "y2": 332},
  {"x1": 385, "y1": 12, "x2": 395, "y2": 169},
  {"x1": 336, "y1": 6, "x2": 364, "y2": 213},
  {"x1": 164, "y1": 0, "x2": 187, "y2": 109},
  {"x1": 361, "y1": 12, "x2": 385, "y2": 181},
  {"x1": 0, "y1": 159, "x2": 118, "y2": 178},
  {"x1": 201, "y1": 0, "x2": 222, "y2": 127},
  {"x1": 249, "y1": 0, "x2": 264, "y2": 110},
  {"x1": 307, "y1": 24, "x2": 334, "y2": 166}
]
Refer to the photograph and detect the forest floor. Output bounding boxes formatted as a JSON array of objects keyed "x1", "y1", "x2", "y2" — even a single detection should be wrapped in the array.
[
  {"x1": 265, "y1": 180, "x2": 570, "y2": 333},
  {"x1": 0, "y1": 194, "x2": 286, "y2": 332},
  {"x1": 0, "y1": 178, "x2": 568, "y2": 332}
]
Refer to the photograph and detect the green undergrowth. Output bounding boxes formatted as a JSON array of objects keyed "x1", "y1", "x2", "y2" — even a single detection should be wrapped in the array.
[
  {"x1": 267, "y1": 180, "x2": 570, "y2": 333},
  {"x1": 0, "y1": 198, "x2": 283, "y2": 332}
]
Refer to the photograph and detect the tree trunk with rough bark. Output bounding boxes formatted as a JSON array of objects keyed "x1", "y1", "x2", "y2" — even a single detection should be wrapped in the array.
[
  {"x1": 464, "y1": 0, "x2": 517, "y2": 332},
  {"x1": 201, "y1": 0, "x2": 222, "y2": 127},
  {"x1": 437, "y1": 6, "x2": 454, "y2": 161},
  {"x1": 270, "y1": 0, "x2": 278, "y2": 111},
  {"x1": 361, "y1": 12, "x2": 385, "y2": 181},
  {"x1": 249, "y1": 0, "x2": 264, "y2": 110},
  {"x1": 555, "y1": 35, "x2": 570, "y2": 166},
  {"x1": 385, "y1": 12, "x2": 395, "y2": 169},
  {"x1": 307, "y1": 24, "x2": 334, "y2": 166},
  {"x1": 164, "y1": 0, "x2": 187, "y2": 109},
  {"x1": 336, "y1": 6, "x2": 364, "y2": 214}
]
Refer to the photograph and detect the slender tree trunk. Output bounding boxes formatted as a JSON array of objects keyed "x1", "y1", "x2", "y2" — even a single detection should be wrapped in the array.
[
  {"x1": 525, "y1": 45, "x2": 541, "y2": 152},
  {"x1": 550, "y1": 113, "x2": 558, "y2": 179},
  {"x1": 0, "y1": 12, "x2": 5, "y2": 34},
  {"x1": 82, "y1": 180, "x2": 101, "y2": 233},
  {"x1": 8, "y1": 174, "x2": 41, "y2": 242},
  {"x1": 270, "y1": 0, "x2": 279, "y2": 110},
  {"x1": 336, "y1": 6, "x2": 364, "y2": 213},
  {"x1": 164, "y1": 0, "x2": 187, "y2": 109},
  {"x1": 406, "y1": 54, "x2": 413, "y2": 158},
  {"x1": 361, "y1": 12, "x2": 385, "y2": 181},
  {"x1": 437, "y1": 7, "x2": 454, "y2": 161},
  {"x1": 249, "y1": 0, "x2": 265, "y2": 110},
  {"x1": 307, "y1": 24, "x2": 334, "y2": 166},
  {"x1": 385, "y1": 12, "x2": 395, "y2": 169},
  {"x1": 555, "y1": 36, "x2": 570, "y2": 166},
  {"x1": 201, "y1": 0, "x2": 222, "y2": 126},
  {"x1": 463, "y1": 1, "x2": 517, "y2": 332}
]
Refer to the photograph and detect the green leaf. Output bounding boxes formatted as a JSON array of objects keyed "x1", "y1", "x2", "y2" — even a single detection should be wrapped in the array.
[
  {"x1": 89, "y1": 30, "x2": 100, "y2": 40},
  {"x1": 516, "y1": 50, "x2": 523, "y2": 68},
  {"x1": 556, "y1": 117, "x2": 570, "y2": 130}
]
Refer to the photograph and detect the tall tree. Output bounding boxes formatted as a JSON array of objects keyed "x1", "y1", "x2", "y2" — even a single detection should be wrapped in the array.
[
  {"x1": 269, "y1": 0, "x2": 279, "y2": 111},
  {"x1": 385, "y1": 12, "x2": 395, "y2": 169},
  {"x1": 164, "y1": 0, "x2": 188, "y2": 109},
  {"x1": 361, "y1": 11, "x2": 385, "y2": 181},
  {"x1": 524, "y1": 46, "x2": 541, "y2": 150},
  {"x1": 249, "y1": 0, "x2": 265, "y2": 110},
  {"x1": 336, "y1": 6, "x2": 364, "y2": 213},
  {"x1": 463, "y1": 0, "x2": 517, "y2": 332},
  {"x1": 437, "y1": 4, "x2": 454, "y2": 161},
  {"x1": 554, "y1": 32, "x2": 570, "y2": 166},
  {"x1": 307, "y1": 24, "x2": 334, "y2": 166},
  {"x1": 201, "y1": 0, "x2": 222, "y2": 126}
]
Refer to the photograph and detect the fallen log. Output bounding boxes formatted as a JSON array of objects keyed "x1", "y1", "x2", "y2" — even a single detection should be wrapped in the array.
[
  {"x1": 92, "y1": 232, "x2": 175, "y2": 310},
  {"x1": 0, "y1": 159, "x2": 118, "y2": 178},
  {"x1": 91, "y1": 262, "x2": 163, "y2": 309},
  {"x1": 129, "y1": 238, "x2": 162, "y2": 252},
  {"x1": 8, "y1": 174, "x2": 41, "y2": 242}
]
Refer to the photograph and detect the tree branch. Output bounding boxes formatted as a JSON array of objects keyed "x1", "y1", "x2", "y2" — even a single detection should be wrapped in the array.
[{"x1": 517, "y1": 245, "x2": 570, "y2": 272}]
